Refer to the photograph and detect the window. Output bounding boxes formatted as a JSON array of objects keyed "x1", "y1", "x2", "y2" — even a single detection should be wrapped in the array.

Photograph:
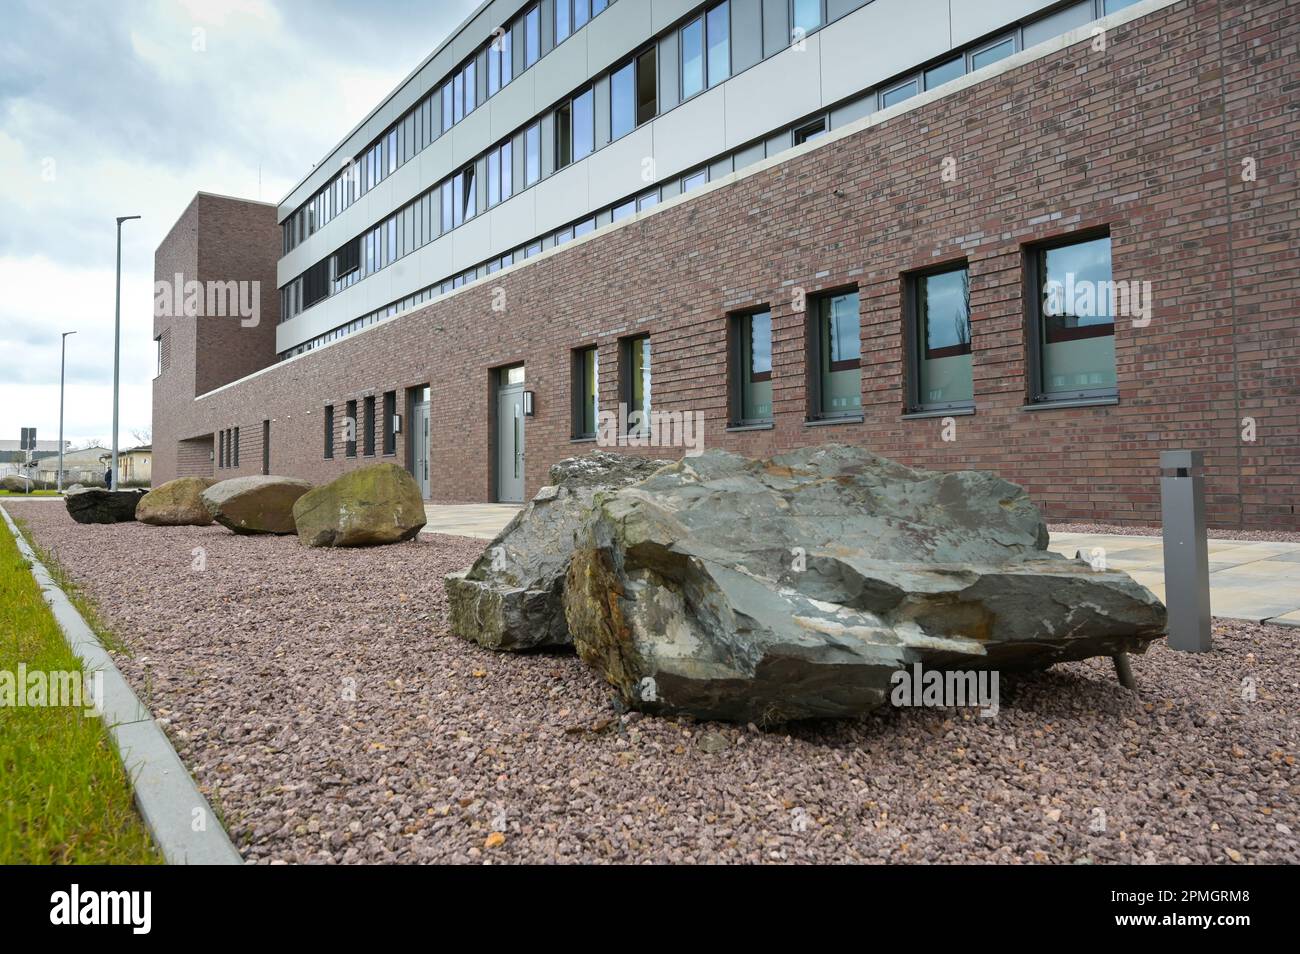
[
  {"x1": 381, "y1": 393, "x2": 396, "y2": 457},
  {"x1": 488, "y1": 26, "x2": 512, "y2": 96},
  {"x1": 574, "y1": 0, "x2": 589, "y2": 30},
  {"x1": 612, "y1": 199, "x2": 636, "y2": 221},
  {"x1": 573, "y1": 346, "x2": 599, "y2": 438},
  {"x1": 623, "y1": 336, "x2": 651, "y2": 435},
  {"x1": 638, "y1": 190, "x2": 660, "y2": 211},
  {"x1": 706, "y1": 2, "x2": 730, "y2": 88},
  {"x1": 792, "y1": 0, "x2": 822, "y2": 35},
  {"x1": 794, "y1": 118, "x2": 827, "y2": 145},
  {"x1": 155, "y1": 335, "x2": 162, "y2": 376},
  {"x1": 232, "y1": 427, "x2": 240, "y2": 467},
  {"x1": 1104, "y1": 0, "x2": 1141, "y2": 12},
  {"x1": 441, "y1": 82, "x2": 453, "y2": 132},
  {"x1": 364, "y1": 396, "x2": 376, "y2": 456},
  {"x1": 971, "y1": 36, "x2": 1015, "y2": 70},
  {"x1": 463, "y1": 60, "x2": 477, "y2": 115},
  {"x1": 572, "y1": 89, "x2": 594, "y2": 161},
  {"x1": 882, "y1": 79, "x2": 918, "y2": 108},
  {"x1": 636, "y1": 48, "x2": 657, "y2": 126},
  {"x1": 574, "y1": 217, "x2": 595, "y2": 238},
  {"x1": 809, "y1": 291, "x2": 862, "y2": 420},
  {"x1": 612, "y1": 49, "x2": 658, "y2": 140},
  {"x1": 525, "y1": 5, "x2": 540, "y2": 66},
  {"x1": 345, "y1": 399, "x2": 358, "y2": 457},
  {"x1": 925, "y1": 56, "x2": 964, "y2": 89},
  {"x1": 682, "y1": 169, "x2": 707, "y2": 192},
  {"x1": 906, "y1": 264, "x2": 973, "y2": 412},
  {"x1": 335, "y1": 237, "x2": 360, "y2": 279},
  {"x1": 555, "y1": 102, "x2": 572, "y2": 169},
  {"x1": 1027, "y1": 232, "x2": 1117, "y2": 402},
  {"x1": 681, "y1": 17, "x2": 704, "y2": 99},
  {"x1": 324, "y1": 405, "x2": 335, "y2": 459},
  {"x1": 556, "y1": 0, "x2": 571, "y2": 43},
  {"x1": 731, "y1": 309, "x2": 773, "y2": 425},
  {"x1": 525, "y1": 122, "x2": 541, "y2": 185},
  {"x1": 487, "y1": 141, "x2": 512, "y2": 207}
]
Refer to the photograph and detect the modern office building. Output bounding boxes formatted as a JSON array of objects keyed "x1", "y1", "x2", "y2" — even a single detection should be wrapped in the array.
[{"x1": 153, "y1": 0, "x2": 1297, "y2": 529}]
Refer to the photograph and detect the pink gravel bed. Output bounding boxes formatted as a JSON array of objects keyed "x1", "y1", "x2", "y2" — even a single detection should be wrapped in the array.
[
  {"x1": 6, "y1": 500, "x2": 1299, "y2": 865},
  {"x1": 1050, "y1": 522, "x2": 1300, "y2": 543}
]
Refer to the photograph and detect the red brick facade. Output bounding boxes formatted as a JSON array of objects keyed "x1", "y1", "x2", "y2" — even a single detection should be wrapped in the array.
[{"x1": 153, "y1": 0, "x2": 1298, "y2": 530}]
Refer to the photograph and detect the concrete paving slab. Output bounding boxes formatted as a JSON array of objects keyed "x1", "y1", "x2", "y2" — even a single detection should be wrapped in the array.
[{"x1": 420, "y1": 503, "x2": 521, "y2": 540}]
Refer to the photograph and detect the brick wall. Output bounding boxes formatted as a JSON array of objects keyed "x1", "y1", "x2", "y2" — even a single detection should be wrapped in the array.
[{"x1": 152, "y1": 0, "x2": 1298, "y2": 529}]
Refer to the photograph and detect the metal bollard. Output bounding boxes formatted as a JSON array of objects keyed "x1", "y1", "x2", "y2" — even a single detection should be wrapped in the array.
[{"x1": 1160, "y1": 450, "x2": 1212, "y2": 652}]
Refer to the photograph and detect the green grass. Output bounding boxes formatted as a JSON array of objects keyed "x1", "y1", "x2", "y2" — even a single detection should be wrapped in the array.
[
  {"x1": 0, "y1": 513, "x2": 160, "y2": 864},
  {"x1": 0, "y1": 490, "x2": 60, "y2": 497}
]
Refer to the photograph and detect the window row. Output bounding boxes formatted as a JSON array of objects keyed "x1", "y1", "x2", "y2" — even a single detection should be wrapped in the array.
[
  {"x1": 217, "y1": 427, "x2": 239, "y2": 469},
  {"x1": 283, "y1": 1, "x2": 617, "y2": 254},
  {"x1": 566, "y1": 232, "x2": 1117, "y2": 437},
  {"x1": 323, "y1": 392, "x2": 398, "y2": 460}
]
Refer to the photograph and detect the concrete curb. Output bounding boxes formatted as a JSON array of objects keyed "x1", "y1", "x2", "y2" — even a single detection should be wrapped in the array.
[{"x1": 1, "y1": 504, "x2": 242, "y2": 865}]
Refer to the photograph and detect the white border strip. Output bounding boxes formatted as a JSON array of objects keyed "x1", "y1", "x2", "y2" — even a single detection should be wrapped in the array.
[{"x1": 0, "y1": 504, "x2": 242, "y2": 865}]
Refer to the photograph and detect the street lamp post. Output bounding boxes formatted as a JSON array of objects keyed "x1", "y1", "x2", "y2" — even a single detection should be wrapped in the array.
[
  {"x1": 58, "y1": 331, "x2": 76, "y2": 494},
  {"x1": 111, "y1": 215, "x2": 141, "y2": 491}
]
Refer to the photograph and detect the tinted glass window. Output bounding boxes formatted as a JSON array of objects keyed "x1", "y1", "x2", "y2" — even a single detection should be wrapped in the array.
[
  {"x1": 681, "y1": 18, "x2": 704, "y2": 99},
  {"x1": 1037, "y1": 236, "x2": 1115, "y2": 396},
  {"x1": 707, "y1": 3, "x2": 730, "y2": 87},
  {"x1": 611, "y1": 61, "x2": 635, "y2": 139}
]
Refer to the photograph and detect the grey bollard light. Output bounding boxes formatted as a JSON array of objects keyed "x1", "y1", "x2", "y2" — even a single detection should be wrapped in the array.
[{"x1": 1160, "y1": 450, "x2": 1212, "y2": 652}]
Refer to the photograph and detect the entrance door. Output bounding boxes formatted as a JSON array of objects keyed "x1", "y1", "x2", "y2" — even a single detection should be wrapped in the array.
[
  {"x1": 411, "y1": 400, "x2": 431, "y2": 500},
  {"x1": 495, "y1": 366, "x2": 525, "y2": 503}
]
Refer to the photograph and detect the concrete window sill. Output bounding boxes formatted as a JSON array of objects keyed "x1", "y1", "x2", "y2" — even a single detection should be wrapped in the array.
[{"x1": 1022, "y1": 397, "x2": 1119, "y2": 412}]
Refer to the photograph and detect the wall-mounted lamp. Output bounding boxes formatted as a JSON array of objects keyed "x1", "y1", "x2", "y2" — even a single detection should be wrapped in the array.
[
  {"x1": 523, "y1": 391, "x2": 535, "y2": 416},
  {"x1": 391, "y1": 414, "x2": 402, "y2": 434}
]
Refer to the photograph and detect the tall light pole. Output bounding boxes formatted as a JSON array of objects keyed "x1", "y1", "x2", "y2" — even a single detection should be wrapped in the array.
[
  {"x1": 111, "y1": 215, "x2": 141, "y2": 491},
  {"x1": 58, "y1": 331, "x2": 76, "y2": 493}
]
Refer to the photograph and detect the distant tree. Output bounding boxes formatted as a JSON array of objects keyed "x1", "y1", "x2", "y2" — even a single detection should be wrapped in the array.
[{"x1": 130, "y1": 427, "x2": 152, "y2": 445}]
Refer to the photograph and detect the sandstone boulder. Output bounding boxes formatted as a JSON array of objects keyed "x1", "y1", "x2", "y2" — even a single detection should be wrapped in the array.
[
  {"x1": 447, "y1": 452, "x2": 671, "y2": 651},
  {"x1": 64, "y1": 487, "x2": 147, "y2": 524},
  {"x1": 1, "y1": 476, "x2": 31, "y2": 493},
  {"x1": 292, "y1": 462, "x2": 426, "y2": 547},
  {"x1": 136, "y1": 477, "x2": 216, "y2": 526},
  {"x1": 563, "y1": 445, "x2": 1167, "y2": 724},
  {"x1": 202, "y1": 475, "x2": 312, "y2": 535}
]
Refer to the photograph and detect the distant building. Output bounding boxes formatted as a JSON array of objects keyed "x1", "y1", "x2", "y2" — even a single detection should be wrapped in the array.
[
  {"x1": 36, "y1": 446, "x2": 112, "y2": 486},
  {"x1": 117, "y1": 445, "x2": 153, "y2": 485}
]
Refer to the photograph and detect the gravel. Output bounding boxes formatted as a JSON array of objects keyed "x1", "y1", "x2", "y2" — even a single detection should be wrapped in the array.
[
  {"x1": 1050, "y1": 522, "x2": 1300, "y2": 543},
  {"x1": 7, "y1": 500, "x2": 1299, "y2": 865}
]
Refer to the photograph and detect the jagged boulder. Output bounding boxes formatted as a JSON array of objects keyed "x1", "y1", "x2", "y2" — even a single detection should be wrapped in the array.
[
  {"x1": 563, "y1": 445, "x2": 1167, "y2": 724},
  {"x1": 64, "y1": 487, "x2": 147, "y2": 524},
  {"x1": 202, "y1": 475, "x2": 312, "y2": 535},
  {"x1": 446, "y1": 452, "x2": 671, "y2": 650},
  {"x1": 136, "y1": 477, "x2": 216, "y2": 526},
  {"x1": 1, "y1": 475, "x2": 31, "y2": 493},
  {"x1": 292, "y1": 463, "x2": 426, "y2": 547}
]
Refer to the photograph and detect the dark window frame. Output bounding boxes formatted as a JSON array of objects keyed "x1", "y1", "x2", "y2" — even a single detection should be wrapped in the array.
[
  {"x1": 620, "y1": 334, "x2": 651, "y2": 436},
  {"x1": 345, "y1": 399, "x2": 358, "y2": 458},
  {"x1": 324, "y1": 404, "x2": 335, "y2": 459},
  {"x1": 383, "y1": 391, "x2": 397, "y2": 456},
  {"x1": 729, "y1": 307, "x2": 774, "y2": 427},
  {"x1": 571, "y1": 345, "x2": 600, "y2": 440},
  {"x1": 806, "y1": 286, "x2": 863, "y2": 422},
  {"x1": 363, "y1": 395, "x2": 376, "y2": 456},
  {"x1": 1023, "y1": 227, "x2": 1118, "y2": 405},
  {"x1": 902, "y1": 259, "x2": 974, "y2": 414}
]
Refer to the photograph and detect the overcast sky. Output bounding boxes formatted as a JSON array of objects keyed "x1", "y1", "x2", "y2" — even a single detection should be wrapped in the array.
[{"x1": 0, "y1": 0, "x2": 478, "y2": 451}]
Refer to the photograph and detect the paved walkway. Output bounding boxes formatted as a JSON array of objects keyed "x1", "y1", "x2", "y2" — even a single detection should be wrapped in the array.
[
  {"x1": 421, "y1": 503, "x2": 521, "y2": 540},
  {"x1": 1048, "y1": 533, "x2": 1300, "y2": 626}
]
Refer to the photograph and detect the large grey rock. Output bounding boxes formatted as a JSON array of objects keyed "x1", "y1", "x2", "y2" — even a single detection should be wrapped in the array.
[
  {"x1": 64, "y1": 487, "x2": 147, "y2": 524},
  {"x1": 293, "y1": 463, "x2": 426, "y2": 547},
  {"x1": 1, "y1": 476, "x2": 32, "y2": 493},
  {"x1": 447, "y1": 452, "x2": 671, "y2": 650},
  {"x1": 564, "y1": 445, "x2": 1167, "y2": 724},
  {"x1": 201, "y1": 476, "x2": 312, "y2": 535}
]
